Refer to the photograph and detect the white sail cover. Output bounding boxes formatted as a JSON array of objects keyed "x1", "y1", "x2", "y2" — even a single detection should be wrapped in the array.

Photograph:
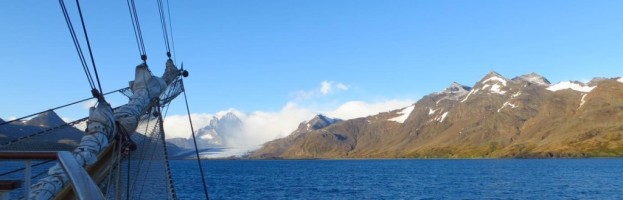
[{"x1": 28, "y1": 62, "x2": 179, "y2": 200}]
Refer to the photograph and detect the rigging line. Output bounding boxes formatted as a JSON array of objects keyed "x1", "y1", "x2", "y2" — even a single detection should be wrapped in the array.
[
  {"x1": 75, "y1": 0, "x2": 104, "y2": 94},
  {"x1": 0, "y1": 87, "x2": 129, "y2": 127},
  {"x1": 131, "y1": 0, "x2": 146, "y2": 56},
  {"x1": 181, "y1": 79, "x2": 211, "y2": 200},
  {"x1": 0, "y1": 160, "x2": 55, "y2": 177},
  {"x1": 157, "y1": 0, "x2": 171, "y2": 55},
  {"x1": 155, "y1": 106, "x2": 178, "y2": 200},
  {"x1": 126, "y1": 0, "x2": 147, "y2": 60},
  {"x1": 59, "y1": 0, "x2": 95, "y2": 90},
  {"x1": 125, "y1": 0, "x2": 142, "y2": 57},
  {"x1": 136, "y1": 119, "x2": 165, "y2": 200},
  {"x1": 132, "y1": 115, "x2": 155, "y2": 199},
  {"x1": 165, "y1": 0, "x2": 177, "y2": 62}
]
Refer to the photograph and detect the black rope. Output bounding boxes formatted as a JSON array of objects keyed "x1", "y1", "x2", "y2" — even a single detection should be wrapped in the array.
[
  {"x1": 0, "y1": 87, "x2": 129, "y2": 127},
  {"x1": 75, "y1": 0, "x2": 103, "y2": 94},
  {"x1": 166, "y1": 0, "x2": 177, "y2": 61},
  {"x1": 157, "y1": 0, "x2": 171, "y2": 57},
  {"x1": 181, "y1": 79, "x2": 210, "y2": 200},
  {"x1": 59, "y1": 0, "x2": 95, "y2": 90},
  {"x1": 0, "y1": 160, "x2": 55, "y2": 177},
  {"x1": 126, "y1": 0, "x2": 147, "y2": 62}
]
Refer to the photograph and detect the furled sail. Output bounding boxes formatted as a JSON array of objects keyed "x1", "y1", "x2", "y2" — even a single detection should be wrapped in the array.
[{"x1": 28, "y1": 60, "x2": 181, "y2": 200}]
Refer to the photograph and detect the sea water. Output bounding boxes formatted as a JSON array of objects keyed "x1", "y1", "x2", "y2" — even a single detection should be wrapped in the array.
[{"x1": 170, "y1": 159, "x2": 623, "y2": 199}]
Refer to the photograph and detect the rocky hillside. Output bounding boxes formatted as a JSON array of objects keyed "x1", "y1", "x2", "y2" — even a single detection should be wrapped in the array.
[{"x1": 251, "y1": 72, "x2": 623, "y2": 159}]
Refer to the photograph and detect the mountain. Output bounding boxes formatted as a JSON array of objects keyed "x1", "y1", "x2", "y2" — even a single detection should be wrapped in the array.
[
  {"x1": 0, "y1": 110, "x2": 83, "y2": 151},
  {"x1": 25, "y1": 110, "x2": 66, "y2": 127},
  {"x1": 251, "y1": 114, "x2": 342, "y2": 159},
  {"x1": 251, "y1": 72, "x2": 623, "y2": 159},
  {"x1": 512, "y1": 72, "x2": 551, "y2": 86},
  {"x1": 166, "y1": 112, "x2": 243, "y2": 158}
]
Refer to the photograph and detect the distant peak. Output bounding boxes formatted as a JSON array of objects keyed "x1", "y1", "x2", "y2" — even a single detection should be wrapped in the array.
[
  {"x1": 512, "y1": 72, "x2": 551, "y2": 86},
  {"x1": 588, "y1": 77, "x2": 610, "y2": 86},
  {"x1": 443, "y1": 82, "x2": 471, "y2": 93},
  {"x1": 25, "y1": 110, "x2": 65, "y2": 127},
  {"x1": 311, "y1": 114, "x2": 335, "y2": 124},
  {"x1": 486, "y1": 71, "x2": 504, "y2": 78},
  {"x1": 479, "y1": 71, "x2": 509, "y2": 83},
  {"x1": 302, "y1": 114, "x2": 341, "y2": 131}
]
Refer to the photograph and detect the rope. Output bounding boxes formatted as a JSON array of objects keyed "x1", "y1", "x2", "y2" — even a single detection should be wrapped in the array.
[
  {"x1": 126, "y1": 0, "x2": 147, "y2": 62},
  {"x1": 155, "y1": 106, "x2": 179, "y2": 200},
  {"x1": 181, "y1": 79, "x2": 210, "y2": 200},
  {"x1": 0, "y1": 87, "x2": 128, "y2": 127},
  {"x1": 166, "y1": 0, "x2": 177, "y2": 62},
  {"x1": 58, "y1": 0, "x2": 95, "y2": 90},
  {"x1": 157, "y1": 0, "x2": 171, "y2": 57},
  {"x1": 0, "y1": 160, "x2": 55, "y2": 177},
  {"x1": 75, "y1": 0, "x2": 104, "y2": 94},
  {"x1": 132, "y1": 115, "x2": 156, "y2": 200}
]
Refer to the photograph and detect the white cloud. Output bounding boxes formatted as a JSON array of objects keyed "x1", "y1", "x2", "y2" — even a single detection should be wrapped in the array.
[
  {"x1": 320, "y1": 81, "x2": 332, "y2": 95},
  {"x1": 294, "y1": 80, "x2": 350, "y2": 100},
  {"x1": 320, "y1": 80, "x2": 349, "y2": 95},
  {"x1": 336, "y1": 83, "x2": 350, "y2": 91},
  {"x1": 163, "y1": 113, "x2": 215, "y2": 139},
  {"x1": 228, "y1": 103, "x2": 316, "y2": 151}
]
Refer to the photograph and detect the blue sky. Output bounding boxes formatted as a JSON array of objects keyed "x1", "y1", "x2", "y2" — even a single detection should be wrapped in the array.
[{"x1": 2, "y1": 1, "x2": 623, "y2": 141}]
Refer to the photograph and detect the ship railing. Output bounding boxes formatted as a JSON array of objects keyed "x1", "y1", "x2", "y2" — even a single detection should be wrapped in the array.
[{"x1": 0, "y1": 151, "x2": 104, "y2": 200}]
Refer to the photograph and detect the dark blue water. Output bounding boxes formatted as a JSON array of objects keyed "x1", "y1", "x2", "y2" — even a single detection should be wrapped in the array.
[{"x1": 170, "y1": 159, "x2": 623, "y2": 199}]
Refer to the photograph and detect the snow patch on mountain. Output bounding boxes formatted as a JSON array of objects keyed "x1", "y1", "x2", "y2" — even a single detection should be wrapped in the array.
[
  {"x1": 497, "y1": 102, "x2": 518, "y2": 112},
  {"x1": 428, "y1": 108, "x2": 438, "y2": 115},
  {"x1": 389, "y1": 104, "x2": 415, "y2": 123},
  {"x1": 483, "y1": 76, "x2": 508, "y2": 86},
  {"x1": 461, "y1": 89, "x2": 479, "y2": 102},
  {"x1": 435, "y1": 112, "x2": 449, "y2": 122},
  {"x1": 479, "y1": 72, "x2": 509, "y2": 95},
  {"x1": 578, "y1": 94, "x2": 588, "y2": 110},
  {"x1": 547, "y1": 81, "x2": 595, "y2": 93},
  {"x1": 489, "y1": 84, "x2": 507, "y2": 95}
]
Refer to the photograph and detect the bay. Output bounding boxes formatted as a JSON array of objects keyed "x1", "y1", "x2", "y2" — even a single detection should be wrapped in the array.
[{"x1": 170, "y1": 159, "x2": 623, "y2": 199}]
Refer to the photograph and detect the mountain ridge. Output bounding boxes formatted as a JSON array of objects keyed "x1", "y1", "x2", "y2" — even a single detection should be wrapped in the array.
[{"x1": 251, "y1": 72, "x2": 623, "y2": 159}]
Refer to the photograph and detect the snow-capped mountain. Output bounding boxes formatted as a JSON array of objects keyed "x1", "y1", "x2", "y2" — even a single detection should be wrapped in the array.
[
  {"x1": 512, "y1": 72, "x2": 551, "y2": 86},
  {"x1": 252, "y1": 71, "x2": 623, "y2": 159},
  {"x1": 166, "y1": 112, "x2": 243, "y2": 158}
]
